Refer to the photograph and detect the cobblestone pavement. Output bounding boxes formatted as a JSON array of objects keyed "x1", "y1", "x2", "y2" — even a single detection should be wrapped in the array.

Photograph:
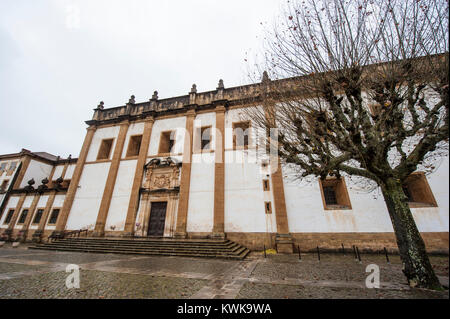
[{"x1": 0, "y1": 245, "x2": 448, "y2": 299}]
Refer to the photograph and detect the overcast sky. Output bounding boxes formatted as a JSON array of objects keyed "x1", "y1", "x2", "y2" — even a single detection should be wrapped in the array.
[{"x1": 0, "y1": 0, "x2": 281, "y2": 158}]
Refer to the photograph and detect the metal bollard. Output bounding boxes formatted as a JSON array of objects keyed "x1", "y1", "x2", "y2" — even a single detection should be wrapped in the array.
[
  {"x1": 384, "y1": 247, "x2": 390, "y2": 264},
  {"x1": 352, "y1": 245, "x2": 357, "y2": 261},
  {"x1": 263, "y1": 244, "x2": 266, "y2": 258},
  {"x1": 356, "y1": 246, "x2": 362, "y2": 263},
  {"x1": 298, "y1": 245, "x2": 301, "y2": 261},
  {"x1": 341, "y1": 243, "x2": 345, "y2": 255},
  {"x1": 317, "y1": 246, "x2": 320, "y2": 261}
]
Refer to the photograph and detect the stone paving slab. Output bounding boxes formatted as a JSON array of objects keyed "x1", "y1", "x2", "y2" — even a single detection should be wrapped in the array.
[
  {"x1": 106, "y1": 255, "x2": 236, "y2": 276},
  {"x1": 0, "y1": 262, "x2": 43, "y2": 274},
  {"x1": 0, "y1": 269, "x2": 208, "y2": 299},
  {"x1": 237, "y1": 282, "x2": 449, "y2": 299},
  {"x1": 5, "y1": 251, "x2": 132, "y2": 264},
  {"x1": 0, "y1": 248, "x2": 448, "y2": 299}
]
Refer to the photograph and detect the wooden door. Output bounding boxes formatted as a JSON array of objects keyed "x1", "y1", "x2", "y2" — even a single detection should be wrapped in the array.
[{"x1": 148, "y1": 202, "x2": 167, "y2": 236}]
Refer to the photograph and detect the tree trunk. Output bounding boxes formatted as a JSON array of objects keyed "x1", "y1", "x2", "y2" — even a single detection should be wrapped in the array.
[{"x1": 380, "y1": 177, "x2": 442, "y2": 290}]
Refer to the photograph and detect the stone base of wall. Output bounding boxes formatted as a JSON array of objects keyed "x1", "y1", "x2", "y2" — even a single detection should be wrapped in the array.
[
  {"x1": 226, "y1": 232, "x2": 277, "y2": 251},
  {"x1": 225, "y1": 231, "x2": 449, "y2": 254},
  {"x1": 3, "y1": 228, "x2": 446, "y2": 255}
]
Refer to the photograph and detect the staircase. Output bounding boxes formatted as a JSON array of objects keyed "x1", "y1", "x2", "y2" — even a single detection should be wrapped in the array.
[{"x1": 29, "y1": 237, "x2": 250, "y2": 260}]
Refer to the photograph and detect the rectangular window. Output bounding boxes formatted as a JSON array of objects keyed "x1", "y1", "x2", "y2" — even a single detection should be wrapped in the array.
[
  {"x1": 194, "y1": 126, "x2": 212, "y2": 152},
  {"x1": 200, "y1": 126, "x2": 211, "y2": 151},
  {"x1": 262, "y1": 179, "x2": 270, "y2": 191},
  {"x1": 4, "y1": 209, "x2": 14, "y2": 224},
  {"x1": 265, "y1": 201, "x2": 272, "y2": 214},
  {"x1": 402, "y1": 172, "x2": 437, "y2": 208},
  {"x1": 33, "y1": 209, "x2": 44, "y2": 224},
  {"x1": 233, "y1": 121, "x2": 250, "y2": 149},
  {"x1": 0, "y1": 207, "x2": 7, "y2": 221},
  {"x1": 48, "y1": 209, "x2": 60, "y2": 225},
  {"x1": 126, "y1": 135, "x2": 143, "y2": 157},
  {"x1": 323, "y1": 186, "x2": 338, "y2": 205},
  {"x1": 158, "y1": 131, "x2": 175, "y2": 154},
  {"x1": 319, "y1": 177, "x2": 352, "y2": 210},
  {"x1": 402, "y1": 185, "x2": 414, "y2": 202},
  {"x1": 1, "y1": 180, "x2": 9, "y2": 192},
  {"x1": 17, "y1": 209, "x2": 28, "y2": 224},
  {"x1": 9, "y1": 162, "x2": 17, "y2": 171},
  {"x1": 97, "y1": 139, "x2": 114, "y2": 160},
  {"x1": 0, "y1": 162, "x2": 7, "y2": 173}
]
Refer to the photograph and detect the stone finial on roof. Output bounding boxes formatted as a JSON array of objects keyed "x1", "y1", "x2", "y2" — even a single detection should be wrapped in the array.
[
  {"x1": 68, "y1": 154, "x2": 72, "y2": 160},
  {"x1": 217, "y1": 79, "x2": 224, "y2": 90},
  {"x1": 190, "y1": 84, "x2": 197, "y2": 94},
  {"x1": 97, "y1": 101, "x2": 104, "y2": 110},
  {"x1": 128, "y1": 95, "x2": 135, "y2": 104},
  {"x1": 262, "y1": 71, "x2": 270, "y2": 83},
  {"x1": 151, "y1": 91, "x2": 158, "y2": 100}
]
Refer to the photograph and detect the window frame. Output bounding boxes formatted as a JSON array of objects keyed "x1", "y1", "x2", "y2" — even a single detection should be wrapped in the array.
[
  {"x1": 194, "y1": 126, "x2": 212, "y2": 153},
  {"x1": 403, "y1": 172, "x2": 438, "y2": 208},
  {"x1": 47, "y1": 208, "x2": 61, "y2": 225},
  {"x1": 3, "y1": 209, "x2": 14, "y2": 224},
  {"x1": 126, "y1": 134, "x2": 143, "y2": 158},
  {"x1": 1, "y1": 179, "x2": 9, "y2": 192},
  {"x1": 262, "y1": 179, "x2": 270, "y2": 191},
  {"x1": 158, "y1": 130, "x2": 176, "y2": 155},
  {"x1": 0, "y1": 162, "x2": 7, "y2": 175},
  {"x1": 318, "y1": 177, "x2": 352, "y2": 210},
  {"x1": 264, "y1": 201, "x2": 272, "y2": 214},
  {"x1": 96, "y1": 138, "x2": 114, "y2": 160},
  {"x1": 232, "y1": 121, "x2": 251, "y2": 150},
  {"x1": 17, "y1": 208, "x2": 29, "y2": 225},
  {"x1": 32, "y1": 208, "x2": 45, "y2": 225}
]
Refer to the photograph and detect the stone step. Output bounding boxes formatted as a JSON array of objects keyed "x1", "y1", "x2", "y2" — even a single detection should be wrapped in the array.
[
  {"x1": 29, "y1": 238, "x2": 250, "y2": 260},
  {"x1": 52, "y1": 238, "x2": 236, "y2": 248},
  {"x1": 37, "y1": 241, "x2": 240, "y2": 251},
  {"x1": 32, "y1": 243, "x2": 243, "y2": 255},
  {"x1": 55, "y1": 238, "x2": 230, "y2": 245},
  {"x1": 30, "y1": 245, "x2": 250, "y2": 260}
]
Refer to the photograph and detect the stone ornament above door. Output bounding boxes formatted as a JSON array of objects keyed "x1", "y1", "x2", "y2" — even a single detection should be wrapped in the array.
[{"x1": 143, "y1": 157, "x2": 181, "y2": 192}]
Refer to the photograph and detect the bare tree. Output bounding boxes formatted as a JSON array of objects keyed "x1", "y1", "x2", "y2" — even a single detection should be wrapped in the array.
[{"x1": 246, "y1": 0, "x2": 448, "y2": 289}]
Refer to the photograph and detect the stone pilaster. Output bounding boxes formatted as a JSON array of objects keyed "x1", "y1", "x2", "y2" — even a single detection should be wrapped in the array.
[
  {"x1": 32, "y1": 190, "x2": 56, "y2": 242},
  {"x1": 262, "y1": 85, "x2": 293, "y2": 253},
  {"x1": 4, "y1": 194, "x2": 26, "y2": 240},
  {"x1": 47, "y1": 165, "x2": 56, "y2": 189},
  {"x1": 123, "y1": 117, "x2": 154, "y2": 236},
  {"x1": 271, "y1": 155, "x2": 293, "y2": 253},
  {"x1": 53, "y1": 126, "x2": 96, "y2": 236},
  {"x1": 19, "y1": 193, "x2": 40, "y2": 242},
  {"x1": 174, "y1": 110, "x2": 195, "y2": 238},
  {"x1": 212, "y1": 105, "x2": 226, "y2": 239},
  {"x1": 93, "y1": 121, "x2": 129, "y2": 236}
]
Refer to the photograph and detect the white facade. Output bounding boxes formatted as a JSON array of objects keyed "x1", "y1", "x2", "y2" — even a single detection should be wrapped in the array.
[{"x1": 0, "y1": 88, "x2": 448, "y2": 252}]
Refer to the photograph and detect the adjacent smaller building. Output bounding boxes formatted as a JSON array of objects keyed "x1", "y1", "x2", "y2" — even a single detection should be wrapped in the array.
[{"x1": 0, "y1": 149, "x2": 76, "y2": 242}]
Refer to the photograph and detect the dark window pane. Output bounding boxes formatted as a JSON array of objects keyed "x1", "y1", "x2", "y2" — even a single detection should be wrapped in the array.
[
  {"x1": 233, "y1": 122, "x2": 250, "y2": 148},
  {"x1": 48, "y1": 209, "x2": 60, "y2": 224},
  {"x1": 4, "y1": 210, "x2": 14, "y2": 224},
  {"x1": 201, "y1": 127, "x2": 211, "y2": 150},
  {"x1": 323, "y1": 186, "x2": 338, "y2": 205},
  {"x1": 33, "y1": 209, "x2": 44, "y2": 224},
  {"x1": 18, "y1": 209, "x2": 28, "y2": 224},
  {"x1": 403, "y1": 186, "x2": 414, "y2": 202}
]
